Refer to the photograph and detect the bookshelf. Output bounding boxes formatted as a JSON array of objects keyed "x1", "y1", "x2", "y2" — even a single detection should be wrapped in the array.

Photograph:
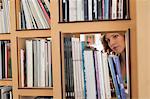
[{"x1": 0, "y1": 0, "x2": 138, "y2": 99}]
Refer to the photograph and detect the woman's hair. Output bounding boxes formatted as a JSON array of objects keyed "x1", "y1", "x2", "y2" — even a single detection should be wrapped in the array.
[{"x1": 101, "y1": 33, "x2": 112, "y2": 53}]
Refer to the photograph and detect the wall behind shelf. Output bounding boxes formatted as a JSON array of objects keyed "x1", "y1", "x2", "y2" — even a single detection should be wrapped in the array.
[{"x1": 136, "y1": 0, "x2": 150, "y2": 98}]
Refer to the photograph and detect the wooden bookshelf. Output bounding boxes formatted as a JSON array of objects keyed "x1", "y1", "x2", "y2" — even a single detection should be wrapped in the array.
[{"x1": 0, "y1": 0, "x2": 138, "y2": 99}]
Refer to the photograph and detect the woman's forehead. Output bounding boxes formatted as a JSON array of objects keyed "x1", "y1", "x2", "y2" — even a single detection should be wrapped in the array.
[{"x1": 105, "y1": 33, "x2": 119, "y2": 39}]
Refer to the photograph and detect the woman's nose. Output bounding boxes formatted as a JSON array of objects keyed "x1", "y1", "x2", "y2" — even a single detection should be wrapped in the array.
[{"x1": 109, "y1": 39, "x2": 116, "y2": 47}]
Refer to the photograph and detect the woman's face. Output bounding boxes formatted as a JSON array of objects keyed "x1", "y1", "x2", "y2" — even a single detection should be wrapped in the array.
[{"x1": 105, "y1": 33, "x2": 125, "y2": 54}]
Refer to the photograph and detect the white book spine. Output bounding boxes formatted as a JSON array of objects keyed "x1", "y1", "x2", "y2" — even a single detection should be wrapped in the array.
[
  {"x1": 26, "y1": 40, "x2": 33, "y2": 87},
  {"x1": 45, "y1": 41, "x2": 48, "y2": 87},
  {"x1": 76, "y1": 38, "x2": 84, "y2": 99},
  {"x1": 0, "y1": 11, "x2": 3, "y2": 33},
  {"x1": 97, "y1": 52, "x2": 106, "y2": 99},
  {"x1": 88, "y1": 0, "x2": 93, "y2": 20},
  {"x1": 77, "y1": 0, "x2": 84, "y2": 21},
  {"x1": 47, "y1": 40, "x2": 52, "y2": 87},
  {"x1": 39, "y1": 39, "x2": 46, "y2": 87},
  {"x1": 37, "y1": 40, "x2": 40, "y2": 87},
  {"x1": 1, "y1": 10, "x2": 5, "y2": 33},
  {"x1": 93, "y1": 0, "x2": 98, "y2": 19},
  {"x1": 2, "y1": 0, "x2": 8, "y2": 32},
  {"x1": 33, "y1": 40, "x2": 38, "y2": 87},
  {"x1": 84, "y1": 50, "x2": 97, "y2": 99},
  {"x1": 75, "y1": 38, "x2": 81, "y2": 98},
  {"x1": 112, "y1": 0, "x2": 117, "y2": 19},
  {"x1": 20, "y1": 49, "x2": 25, "y2": 87},
  {"x1": 102, "y1": 53, "x2": 111, "y2": 99},
  {"x1": 72, "y1": 38, "x2": 77, "y2": 98},
  {"x1": 69, "y1": 0, "x2": 77, "y2": 21},
  {"x1": 79, "y1": 41, "x2": 85, "y2": 98}
]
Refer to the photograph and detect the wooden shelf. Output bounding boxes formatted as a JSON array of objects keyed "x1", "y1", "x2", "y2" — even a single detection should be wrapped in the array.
[
  {"x1": 18, "y1": 88, "x2": 53, "y2": 96},
  {"x1": 15, "y1": 30, "x2": 51, "y2": 38},
  {"x1": 0, "y1": 33, "x2": 11, "y2": 40},
  {"x1": 58, "y1": 20, "x2": 132, "y2": 33},
  {"x1": 0, "y1": 79, "x2": 13, "y2": 86}
]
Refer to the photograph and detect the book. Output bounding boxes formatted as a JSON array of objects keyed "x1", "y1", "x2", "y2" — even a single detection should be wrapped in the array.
[
  {"x1": 0, "y1": 86, "x2": 12, "y2": 99},
  {"x1": 88, "y1": 0, "x2": 93, "y2": 20},
  {"x1": 84, "y1": 49, "x2": 97, "y2": 99},
  {"x1": 112, "y1": 55, "x2": 126, "y2": 99},
  {"x1": 39, "y1": 39, "x2": 46, "y2": 87},
  {"x1": 108, "y1": 55, "x2": 121, "y2": 99},
  {"x1": 101, "y1": 52, "x2": 111, "y2": 99},
  {"x1": 69, "y1": 0, "x2": 77, "y2": 21},
  {"x1": 47, "y1": 40, "x2": 52, "y2": 87},
  {"x1": 64, "y1": 37, "x2": 75, "y2": 98},
  {"x1": 33, "y1": 40, "x2": 38, "y2": 87},
  {"x1": 77, "y1": 0, "x2": 84, "y2": 21},
  {"x1": 20, "y1": 49, "x2": 25, "y2": 87},
  {"x1": 26, "y1": 40, "x2": 33, "y2": 87}
]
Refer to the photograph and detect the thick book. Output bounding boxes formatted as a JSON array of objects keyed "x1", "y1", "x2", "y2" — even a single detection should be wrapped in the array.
[
  {"x1": 101, "y1": 52, "x2": 111, "y2": 99},
  {"x1": 84, "y1": 49, "x2": 97, "y2": 99},
  {"x1": 77, "y1": 0, "x2": 84, "y2": 21},
  {"x1": 69, "y1": 0, "x2": 77, "y2": 21},
  {"x1": 64, "y1": 37, "x2": 75, "y2": 98},
  {"x1": 108, "y1": 55, "x2": 121, "y2": 99},
  {"x1": 112, "y1": 55, "x2": 126, "y2": 99},
  {"x1": 26, "y1": 40, "x2": 33, "y2": 87}
]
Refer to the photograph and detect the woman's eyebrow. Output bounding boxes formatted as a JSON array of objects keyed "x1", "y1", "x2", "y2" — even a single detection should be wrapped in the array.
[{"x1": 106, "y1": 34, "x2": 114, "y2": 39}]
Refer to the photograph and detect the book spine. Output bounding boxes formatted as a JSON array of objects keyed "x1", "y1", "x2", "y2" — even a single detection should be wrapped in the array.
[
  {"x1": 108, "y1": 56, "x2": 121, "y2": 99},
  {"x1": 112, "y1": 55, "x2": 126, "y2": 99}
]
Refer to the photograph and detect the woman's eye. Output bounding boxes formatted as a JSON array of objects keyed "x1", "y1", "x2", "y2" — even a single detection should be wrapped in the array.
[{"x1": 113, "y1": 34, "x2": 119, "y2": 38}]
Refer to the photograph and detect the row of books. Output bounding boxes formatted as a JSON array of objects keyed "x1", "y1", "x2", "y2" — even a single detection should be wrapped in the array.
[
  {"x1": 63, "y1": 35, "x2": 130, "y2": 99},
  {"x1": 0, "y1": 40, "x2": 12, "y2": 80},
  {"x1": 0, "y1": 86, "x2": 12, "y2": 99},
  {"x1": 0, "y1": 0, "x2": 10, "y2": 33},
  {"x1": 19, "y1": 0, "x2": 50, "y2": 29},
  {"x1": 20, "y1": 38, "x2": 52, "y2": 87},
  {"x1": 62, "y1": 0, "x2": 129, "y2": 22}
]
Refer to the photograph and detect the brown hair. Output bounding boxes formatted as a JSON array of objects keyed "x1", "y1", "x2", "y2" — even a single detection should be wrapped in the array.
[{"x1": 101, "y1": 33, "x2": 112, "y2": 53}]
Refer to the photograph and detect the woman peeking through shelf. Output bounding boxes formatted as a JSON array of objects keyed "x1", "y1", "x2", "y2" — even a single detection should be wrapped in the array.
[{"x1": 101, "y1": 32, "x2": 127, "y2": 88}]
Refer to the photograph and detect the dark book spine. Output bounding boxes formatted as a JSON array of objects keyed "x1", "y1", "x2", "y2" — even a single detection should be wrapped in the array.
[{"x1": 84, "y1": 0, "x2": 89, "y2": 21}]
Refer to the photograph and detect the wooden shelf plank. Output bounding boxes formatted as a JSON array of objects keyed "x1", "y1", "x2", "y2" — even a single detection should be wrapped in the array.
[
  {"x1": 58, "y1": 20, "x2": 133, "y2": 33},
  {"x1": 0, "y1": 33, "x2": 11, "y2": 40},
  {"x1": 18, "y1": 88, "x2": 53, "y2": 96},
  {"x1": 0, "y1": 79, "x2": 13, "y2": 86},
  {"x1": 15, "y1": 29, "x2": 51, "y2": 38}
]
